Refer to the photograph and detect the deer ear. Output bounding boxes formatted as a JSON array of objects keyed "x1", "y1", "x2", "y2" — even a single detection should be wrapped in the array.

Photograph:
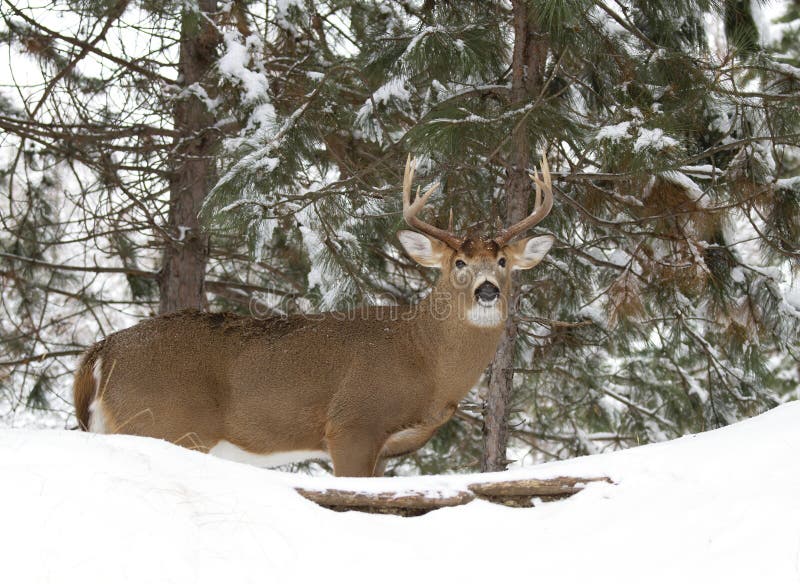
[
  {"x1": 398, "y1": 230, "x2": 448, "y2": 268},
  {"x1": 505, "y1": 235, "x2": 554, "y2": 271}
]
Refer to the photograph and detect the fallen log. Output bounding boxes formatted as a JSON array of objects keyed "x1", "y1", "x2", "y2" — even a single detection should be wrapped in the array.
[
  {"x1": 296, "y1": 475, "x2": 612, "y2": 515},
  {"x1": 468, "y1": 476, "x2": 612, "y2": 507},
  {"x1": 296, "y1": 487, "x2": 475, "y2": 517}
]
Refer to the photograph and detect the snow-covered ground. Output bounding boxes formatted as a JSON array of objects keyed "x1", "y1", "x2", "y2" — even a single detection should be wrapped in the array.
[{"x1": 2, "y1": 403, "x2": 799, "y2": 584}]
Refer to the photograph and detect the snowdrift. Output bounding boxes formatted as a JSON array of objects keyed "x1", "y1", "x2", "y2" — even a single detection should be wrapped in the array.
[{"x1": 2, "y1": 403, "x2": 799, "y2": 584}]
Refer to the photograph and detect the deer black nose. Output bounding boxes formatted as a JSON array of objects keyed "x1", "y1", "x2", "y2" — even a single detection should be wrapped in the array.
[{"x1": 475, "y1": 281, "x2": 500, "y2": 303}]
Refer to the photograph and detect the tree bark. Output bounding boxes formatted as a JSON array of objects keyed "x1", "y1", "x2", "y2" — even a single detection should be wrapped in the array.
[
  {"x1": 481, "y1": 1, "x2": 548, "y2": 472},
  {"x1": 159, "y1": 1, "x2": 220, "y2": 314}
]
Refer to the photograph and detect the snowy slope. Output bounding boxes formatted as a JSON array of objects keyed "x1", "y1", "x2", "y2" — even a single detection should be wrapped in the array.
[{"x1": 2, "y1": 403, "x2": 800, "y2": 584}]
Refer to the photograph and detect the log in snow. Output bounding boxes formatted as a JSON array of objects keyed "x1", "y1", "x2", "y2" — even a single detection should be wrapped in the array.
[
  {"x1": 296, "y1": 488, "x2": 475, "y2": 516},
  {"x1": 297, "y1": 476, "x2": 611, "y2": 515},
  {"x1": 468, "y1": 475, "x2": 612, "y2": 506}
]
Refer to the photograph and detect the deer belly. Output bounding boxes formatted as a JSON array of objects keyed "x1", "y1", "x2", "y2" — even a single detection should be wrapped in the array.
[{"x1": 209, "y1": 440, "x2": 330, "y2": 468}]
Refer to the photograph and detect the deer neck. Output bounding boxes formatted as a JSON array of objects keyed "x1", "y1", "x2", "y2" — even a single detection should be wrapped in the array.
[{"x1": 410, "y1": 283, "x2": 505, "y2": 392}]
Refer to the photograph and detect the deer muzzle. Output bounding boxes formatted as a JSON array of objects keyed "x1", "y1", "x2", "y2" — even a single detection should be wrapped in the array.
[{"x1": 475, "y1": 281, "x2": 500, "y2": 304}]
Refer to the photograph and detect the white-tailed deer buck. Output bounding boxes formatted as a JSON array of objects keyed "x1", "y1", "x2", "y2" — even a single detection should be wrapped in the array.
[{"x1": 74, "y1": 155, "x2": 554, "y2": 476}]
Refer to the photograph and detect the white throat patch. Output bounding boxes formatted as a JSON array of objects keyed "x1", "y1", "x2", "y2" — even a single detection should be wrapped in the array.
[{"x1": 467, "y1": 302, "x2": 504, "y2": 328}]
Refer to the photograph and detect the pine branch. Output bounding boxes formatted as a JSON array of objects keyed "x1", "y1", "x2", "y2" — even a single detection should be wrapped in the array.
[
  {"x1": 0, "y1": 252, "x2": 157, "y2": 279},
  {"x1": 0, "y1": 350, "x2": 84, "y2": 368},
  {"x1": 3, "y1": 1, "x2": 174, "y2": 85}
]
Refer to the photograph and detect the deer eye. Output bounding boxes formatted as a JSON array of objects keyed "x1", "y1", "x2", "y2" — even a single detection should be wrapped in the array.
[
  {"x1": 498, "y1": 257, "x2": 506, "y2": 267},
  {"x1": 455, "y1": 260, "x2": 467, "y2": 269}
]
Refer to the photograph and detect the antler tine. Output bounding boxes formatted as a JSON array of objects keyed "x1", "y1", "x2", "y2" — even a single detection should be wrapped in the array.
[
  {"x1": 494, "y1": 152, "x2": 554, "y2": 246},
  {"x1": 402, "y1": 156, "x2": 463, "y2": 249}
]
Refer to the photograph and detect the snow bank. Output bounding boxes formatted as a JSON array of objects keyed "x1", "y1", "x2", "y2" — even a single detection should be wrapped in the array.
[{"x1": 2, "y1": 403, "x2": 800, "y2": 583}]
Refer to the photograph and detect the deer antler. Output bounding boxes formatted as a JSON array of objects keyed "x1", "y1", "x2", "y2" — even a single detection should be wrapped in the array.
[
  {"x1": 403, "y1": 155, "x2": 463, "y2": 249},
  {"x1": 494, "y1": 153, "x2": 554, "y2": 247}
]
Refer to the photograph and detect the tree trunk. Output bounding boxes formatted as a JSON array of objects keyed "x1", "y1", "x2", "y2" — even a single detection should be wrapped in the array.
[
  {"x1": 481, "y1": 1, "x2": 548, "y2": 471},
  {"x1": 159, "y1": 1, "x2": 219, "y2": 314}
]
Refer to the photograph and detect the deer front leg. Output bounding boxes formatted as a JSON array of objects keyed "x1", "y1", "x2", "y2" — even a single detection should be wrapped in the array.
[
  {"x1": 372, "y1": 457, "x2": 388, "y2": 477},
  {"x1": 326, "y1": 427, "x2": 382, "y2": 477}
]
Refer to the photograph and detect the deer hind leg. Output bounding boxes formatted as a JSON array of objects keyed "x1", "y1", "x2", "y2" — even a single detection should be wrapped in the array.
[{"x1": 326, "y1": 427, "x2": 382, "y2": 477}]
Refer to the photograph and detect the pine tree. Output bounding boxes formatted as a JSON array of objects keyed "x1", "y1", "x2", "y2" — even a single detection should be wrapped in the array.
[{"x1": 159, "y1": 0, "x2": 221, "y2": 313}]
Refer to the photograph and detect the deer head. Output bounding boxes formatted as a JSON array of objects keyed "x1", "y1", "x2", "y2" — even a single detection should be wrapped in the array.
[{"x1": 398, "y1": 154, "x2": 555, "y2": 328}]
